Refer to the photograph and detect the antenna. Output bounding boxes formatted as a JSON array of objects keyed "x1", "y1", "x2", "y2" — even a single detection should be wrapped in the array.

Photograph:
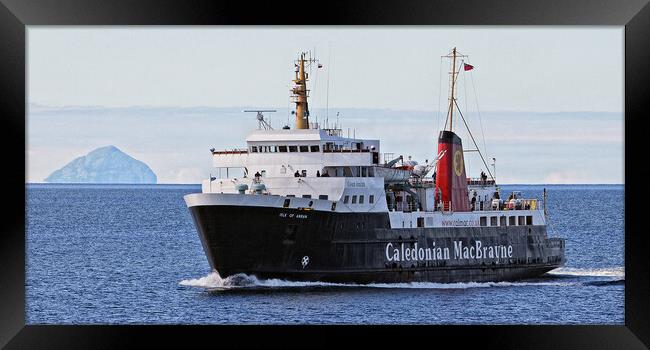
[
  {"x1": 287, "y1": 86, "x2": 291, "y2": 127},
  {"x1": 244, "y1": 110, "x2": 276, "y2": 130},
  {"x1": 326, "y1": 43, "x2": 331, "y2": 124},
  {"x1": 336, "y1": 111, "x2": 340, "y2": 129}
]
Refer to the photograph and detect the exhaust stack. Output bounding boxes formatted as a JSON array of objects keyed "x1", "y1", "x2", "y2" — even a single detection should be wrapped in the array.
[{"x1": 436, "y1": 130, "x2": 470, "y2": 211}]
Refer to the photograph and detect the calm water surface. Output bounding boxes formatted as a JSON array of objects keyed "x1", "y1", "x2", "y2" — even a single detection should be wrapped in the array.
[{"x1": 26, "y1": 184, "x2": 624, "y2": 324}]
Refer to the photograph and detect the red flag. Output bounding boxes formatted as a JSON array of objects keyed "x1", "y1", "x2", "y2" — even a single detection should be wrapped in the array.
[{"x1": 463, "y1": 63, "x2": 474, "y2": 71}]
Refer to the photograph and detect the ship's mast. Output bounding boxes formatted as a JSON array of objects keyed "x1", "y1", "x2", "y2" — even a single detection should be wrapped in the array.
[
  {"x1": 448, "y1": 48, "x2": 457, "y2": 131},
  {"x1": 441, "y1": 47, "x2": 495, "y2": 181},
  {"x1": 444, "y1": 47, "x2": 467, "y2": 132},
  {"x1": 292, "y1": 52, "x2": 311, "y2": 129}
]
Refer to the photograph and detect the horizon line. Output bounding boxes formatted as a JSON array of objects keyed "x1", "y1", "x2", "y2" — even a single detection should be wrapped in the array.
[
  {"x1": 25, "y1": 182, "x2": 625, "y2": 186},
  {"x1": 27, "y1": 103, "x2": 624, "y2": 115}
]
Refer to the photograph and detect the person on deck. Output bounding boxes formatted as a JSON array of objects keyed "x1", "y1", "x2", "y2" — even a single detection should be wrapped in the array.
[{"x1": 471, "y1": 192, "x2": 477, "y2": 211}]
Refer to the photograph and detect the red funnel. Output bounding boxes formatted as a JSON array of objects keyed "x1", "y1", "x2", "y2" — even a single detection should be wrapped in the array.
[{"x1": 436, "y1": 130, "x2": 470, "y2": 211}]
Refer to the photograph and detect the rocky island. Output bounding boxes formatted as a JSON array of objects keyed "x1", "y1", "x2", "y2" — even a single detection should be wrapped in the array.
[{"x1": 45, "y1": 146, "x2": 157, "y2": 184}]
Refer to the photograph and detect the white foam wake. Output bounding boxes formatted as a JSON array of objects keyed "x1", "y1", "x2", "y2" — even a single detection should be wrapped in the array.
[
  {"x1": 256, "y1": 278, "x2": 354, "y2": 288},
  {"x1": 546, "y1": 267, "x2": 624, "y2": 278},
  {"x1": 179, "y1": 272, "x2": 258, "y2": 288},
  {"x1": 179, "y1": 271, "x2": 354, "y2": 289},
  {"x1": 362, "y1": 281, "x2": 576, "y2": 289},
  {"x1": 180, "y1": 271, "x2": 576, "y2": 290}
]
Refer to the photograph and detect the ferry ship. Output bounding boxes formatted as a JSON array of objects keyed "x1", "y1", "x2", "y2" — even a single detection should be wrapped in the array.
[{"x1": 184, "y1": 48, "x2": 566, "y2": 283}]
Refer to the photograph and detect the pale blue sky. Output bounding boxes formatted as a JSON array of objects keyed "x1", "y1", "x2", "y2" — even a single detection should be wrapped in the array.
[{"x1": 27, "y1": 27, "x2": 624, "y2": 184}]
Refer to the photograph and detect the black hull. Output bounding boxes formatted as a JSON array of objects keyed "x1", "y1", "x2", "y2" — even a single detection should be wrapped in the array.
[{"x1": 188, "y1": 205, "x2": 565, "y2": 284}]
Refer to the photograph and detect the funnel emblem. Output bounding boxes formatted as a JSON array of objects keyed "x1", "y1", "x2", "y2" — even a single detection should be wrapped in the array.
[{"x1": 453, "y1": 150, "x2": 464, "y2": 176}]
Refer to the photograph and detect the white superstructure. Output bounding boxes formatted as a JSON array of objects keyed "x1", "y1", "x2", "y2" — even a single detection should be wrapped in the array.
[
  {"x1": 191, "y1": 49, "x2": 547, "y2": 230},
  {"x1": 194, "y1": 122, "x2": 546, "y2": 228}
]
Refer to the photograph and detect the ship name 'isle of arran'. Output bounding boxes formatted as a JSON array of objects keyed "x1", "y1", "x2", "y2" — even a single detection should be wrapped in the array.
[{"x1": 184, "y1": 48, "x2": 566, "y2": 283}]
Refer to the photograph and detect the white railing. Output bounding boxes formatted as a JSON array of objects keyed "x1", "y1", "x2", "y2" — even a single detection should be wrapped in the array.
[
  {"x1": 467, "y1": 177, "x2": 496, "y2": 186},
  {"x1": 472, "y1": 198, "x2": 538, "y2": 211}
]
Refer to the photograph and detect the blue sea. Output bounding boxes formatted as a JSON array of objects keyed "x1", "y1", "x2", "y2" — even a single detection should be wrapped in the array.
[{"x1": 26, "y1": 184, "x2": 624, "y2": 324}]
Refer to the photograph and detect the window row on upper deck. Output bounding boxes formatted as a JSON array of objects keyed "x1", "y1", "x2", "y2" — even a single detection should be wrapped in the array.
[
  {"x1": 250, "y1": 145, "x2": 320, "y2": 153},
  {"x1": 249, "y1": 142, "x2": 376, "y2": 154}
]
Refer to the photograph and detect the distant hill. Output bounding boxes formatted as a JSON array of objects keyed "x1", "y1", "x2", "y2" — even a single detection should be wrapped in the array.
[{"x1": 45, "y1": 146, "x2": 157, "y2": 184}]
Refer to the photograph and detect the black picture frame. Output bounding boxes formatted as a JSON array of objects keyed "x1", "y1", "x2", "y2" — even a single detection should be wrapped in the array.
[{"x1": 2, "y1": 0, "x2": 649, "y2": 348}]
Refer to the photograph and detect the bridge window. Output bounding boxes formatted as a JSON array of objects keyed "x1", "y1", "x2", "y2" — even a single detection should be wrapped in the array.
[
  {"x1": 518, "y1": 216, "x2": 525, "y2": 225},
  {"x1": 343, "y1": 195, "x2": 350, "y2": 204},
  {"x1": 509, "y1": 216, "x2": 516, "y2": 226},
  {"x1": 301, "y1": 170, "x2": 307, "y2": 177},
  {"x1": 287, "y1": 194, "x2": 296, "y2": 198},
  {"x1": 490, "y1": 216, "x2": 497, "y2": 226},
  {"x1": 283, "y1": 199, "x2": 290, "y2": 208},
  {"x1": 359, "y1": 195, "x2": 365, "y2": 204},
  {"x1": 331, "y1": 202, "x2": 336, "y2": 211},
  {"x1": 352, "y1": 195, "x2": 358, "y2": 204},
  {"x1": 289, "y1": 146, "x2": 298, "y2": 152},
  {"x1": 526, "y1": 216, "x2": 533, "y2": 225},
  {"x1": 480, "y1": 216, "x2": 487, "y2": 227},
  {"x1": 299, "y1": 145, "x2": 309, "y2": 152},
  {"x1": 251, "y1": 146, "x2": 258, "y2": 153},
  {"x1": 319, "y1": 195, "x2": 329, "y2": 200},
  {"x1": 500, "y1": 216, "x2": 506, "y2": 226},
  {"x1": 369, "y1": 195, "x2": 375, "y2": 204},
  {"x1": 310, "y1": 145, "x2": 320, "y2": 152},
  {"x1": 302, "y1": 195, "x2": 312, "y2": 198},
  {"x1": 278, "y1": 145, "x2": 288, "y2": 152}
]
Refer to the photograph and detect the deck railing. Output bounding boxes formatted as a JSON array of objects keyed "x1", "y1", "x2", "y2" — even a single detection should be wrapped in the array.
[
  {"x1": 387, "y1": 198, "x2": 539, "y2": 213},
  {"x1": 322, "y1": 149, "x2": 371, "y2": 153},
  {"x1": 472, "y1": 198, "x2": 538, "y2": 211},
  {"x1": 467, "y1": 178, "x2": 496, "y2": 186},
  {"x1": 212, "y1": 149, "x2": 249, "y2": 155}
]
